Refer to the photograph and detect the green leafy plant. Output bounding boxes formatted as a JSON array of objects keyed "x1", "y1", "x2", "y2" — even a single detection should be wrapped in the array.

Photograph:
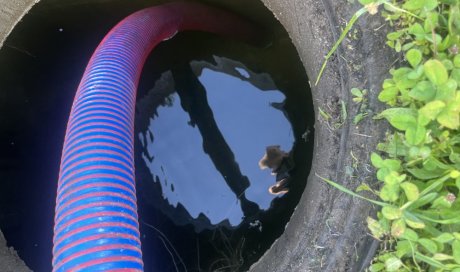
[
  {"x1": 351, "y1": 87, "x2": 370, "y2": 124},
  {"x1": 319, "y1": 0, "x2": 460, "y2": 271}
]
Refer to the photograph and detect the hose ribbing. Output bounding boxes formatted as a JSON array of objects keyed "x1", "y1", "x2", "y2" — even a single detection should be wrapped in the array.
[{"x1": 52, "y1": 2, "x2": 259, "y2": 271}]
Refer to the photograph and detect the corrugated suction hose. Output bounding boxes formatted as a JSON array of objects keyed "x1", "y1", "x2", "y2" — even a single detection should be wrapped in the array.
[{"x1": 52, "y1": 2, "x2": 260, "y2": 271}]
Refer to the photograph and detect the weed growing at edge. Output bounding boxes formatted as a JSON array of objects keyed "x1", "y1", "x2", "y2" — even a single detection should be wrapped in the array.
[{"x1": 319, "y1": 0, "x2": 460, "y2": 271}]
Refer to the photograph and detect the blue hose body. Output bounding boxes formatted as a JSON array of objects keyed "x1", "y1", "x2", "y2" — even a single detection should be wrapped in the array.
[{"x1": 52, "y1": 2, "x2": 259, "y2": 271}]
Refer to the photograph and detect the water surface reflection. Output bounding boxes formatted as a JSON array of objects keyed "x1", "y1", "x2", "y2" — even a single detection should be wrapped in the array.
[{"x1": 138, "y1": 57, "x2": 293, "y2": 228}]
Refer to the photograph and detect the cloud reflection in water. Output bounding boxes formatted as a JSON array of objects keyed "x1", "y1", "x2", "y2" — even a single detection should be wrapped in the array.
[{"x1": 139, "y1": 66, "x2": 293, "y2": 226}]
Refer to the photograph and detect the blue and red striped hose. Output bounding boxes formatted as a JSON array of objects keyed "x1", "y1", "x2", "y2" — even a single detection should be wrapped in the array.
[{"x1": 52, "y1": 2, "x2": 260, "y2": 271}]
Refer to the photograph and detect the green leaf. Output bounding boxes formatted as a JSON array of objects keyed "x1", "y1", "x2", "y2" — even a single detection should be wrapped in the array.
[
  {"x1": 419, "y1": 146, "x2": 431, "y2": 158},
  {"x1": 384, "y1": 171, "x2": 406, "y2": 185},
  {"x1": 351, "y1": 88, "x2": 363, "y2": 98},
  {"x1": 425, "y1": 156, "x2": 451, "y2": 170},
  {"x1": 425, "y1": 33, "x2": 442, "y2": 45},
  {"x1": 442, "y1": 59, "x2": 454, "y2": 70},
  {"x1": 452, "y1": 68, "x2": 460, "y2": 84},
  {"x1": 406, "y1": 49, "x2": 423, "y2": 67},
  {"x1": 396, "y1": 240, "x2": 413, "y2": 258},
  {"x1": 401, "y1": 228, "x2": 419, "y2": 241},
  {"x1": 409, "y1": 80, "x2": 436, "y2": 101},
  {"x1": 415, "y1": 212, "x2": 460, "y2": 224},
  {"x1": 432, "y1": 194, "x2": 453, "y2": 208},
  {"x1": 419, "y1": 238, "x2": 438, "y2": 254},
  {"x1": 454, "y1": 54, "x2": 460, "y2": 68},
  {"x1": 406, "y1": 124, "x2": 426, "y2": 145},
  {"x1": 376, "y1": 107, "x2": 417, "y2": 121},
  {"x1": 404, "y1": 211, "x2": 426, "y2": 229},
  {"x1": 415, "y1": 252, "x2": 447, "y2": 269},
  {"x1": 433, "y1": 233, "x2": 454, "y2": 243},
  {"x1": 369, "y1": 263, "x2": 385, "y2": 272},
  {"x1": 439, "y1": 34, "x2": 453, "y2": 51},
  {"x1": 419, "y1": 100, "x2": 446, "y2": 120},
  {"x1": 380, "y1": 184, "x2": 400, "y2": 202},
  {"x1": 367, "y1": 217, "x2": 386, "y2": 239},
  {"x1": 395, "y1": 76, "x2": 416, "y2": 90},
  {"x1": 409, "y1": 23, "x2": 426, "y2": 39},
  {"x1": 382, "y1": 159, "x2": 402, "y2": 171},
  {"x1": 371, "y1": 152, "x2": 384, "y2": 168},
  {"x1": 385, "y1": 257, "x2": 402, "y2": 271},
  {"x1": 395, "y1": 40, "x2": 402, "y2": 52},
  {"x1": 437, "y1": 102, "x2": 460, "y2": 129},
  {"x1": 424, "y1": 59, "x2": 449, "y2": 85},
  {"x1": 400, "y1": 182, "x2": 420, "y2": 201},
  {"x1": 358, "y1": 0, "x2": 376, "y2": 4},
  {"x1": 389, "y1": 114, "x2": 417, "y2": 131},
  {"x1": 424, "y1": 0, "x2": 438, "y2": 10},
  {"x1": 356, "y1": 183, "x2": 373, "y2": 193},
  {"x1": 382, "y1": 206, "x2": 402, "y2": 220},
  {"x1": 391, "y1": 219, "x2": 406, "y2": 237},
  {"x1": 353, "y1": 112, "x2": 367, "y2": 124},
  {"x1": 407, "y1": 167, "x2": 444, "y2": 180},
  {"x1": 377, "y1": 167, "x2": 391, "y2": 181},
  {"x1": 436, "y1": 79, "x2": 457, "y2": 101},
  {"x1": 433, "y1": 253, "x2": 454, "y2": 261},
  {"x1": 403, "y1": 0, "x2": 425, "y2": 10},
  {"x1": 424, "y1": 11, "x2": 439, "y2": 31},
  {"x1": 453, "y1": 240, "x2": 460, "y2": 264},
  {"x1": 420, "y1": 174, "x2": 451, "y2": 196},
  {"x1": 409, "y1": 192, "x2": 438, "y2": 209},
  {"x1": 438, "y1": 109, "x2": 459, "y2": 129},
  {"x1": 407, "y1": 64, "x2": 425, "y2": 79},
  {"x1": 378, "y1": 86, "x2": 399, "y2": 102},
  {"x1": 387, "y1": 31, "x2": 403, "y2": 41},
  {"x1": 377, "y1": 134, "x2": 407, "y2": 157}
]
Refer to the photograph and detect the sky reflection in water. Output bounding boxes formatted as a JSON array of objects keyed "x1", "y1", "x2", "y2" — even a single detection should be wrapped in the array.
[{"x1": 139, "y1": 67, "x2": 293, "y2": 226}]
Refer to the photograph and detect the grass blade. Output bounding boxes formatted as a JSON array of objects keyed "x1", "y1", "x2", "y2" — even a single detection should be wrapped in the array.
[{"x1": 316, "y1": 173, "x2": 389, "y2": 206}]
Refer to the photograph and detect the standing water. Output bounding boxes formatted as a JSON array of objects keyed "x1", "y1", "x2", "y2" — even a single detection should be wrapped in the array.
[{"x1": 135, "y1": 56, "x2": 311, "y2": 271}]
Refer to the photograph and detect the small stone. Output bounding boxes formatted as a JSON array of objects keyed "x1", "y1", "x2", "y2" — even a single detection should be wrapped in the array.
[{"x1": 366, "y1": 3, "x2": 379, "y2": 15}]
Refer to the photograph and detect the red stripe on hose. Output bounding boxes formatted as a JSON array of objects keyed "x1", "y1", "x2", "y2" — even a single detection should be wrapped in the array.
[
  {"x1": 62, "y1": 134, "x2": 133, "y2": 159},
  {"x1": 54, "y1": 244, "x2": 142, "y2": 271},
  {"x1": 58, "y1": 163, "x2": 134, "y2": 184},
  {"x1": 54, "y1": 211, "x2": 139, "y2": 240},
  {"x1": 57, "y1": 173, "x2": 135, "y2": 199},
  {"x1": 61, "y1": 148, "x2": 132, "y2": 170},
  {"x1": 55, "y1": 200, "x2": 137, "y2": 226},
  {"x1": 57, "y1": 182, "x2": 135, "y2": 204},
  {"x1": 55, "y1": 191, "x2": 137, "y2": 218},
  {"x1": 53, "y1": 233, "x2": 141, "y2": 263},
  {"x1": 53, "y1": 221, "x2": 140, "y2": 246},
  {"x1": 69, "y1": 256, "x2": 143, "y2": 272},
  {"x1": 60, "y1": 155, "x2": 133, "y2": 178}
]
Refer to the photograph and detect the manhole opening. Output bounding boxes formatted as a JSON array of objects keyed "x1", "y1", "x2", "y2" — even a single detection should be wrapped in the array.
[{"x1": 0, "y1": 0, "x2": 314, "y2": 271}]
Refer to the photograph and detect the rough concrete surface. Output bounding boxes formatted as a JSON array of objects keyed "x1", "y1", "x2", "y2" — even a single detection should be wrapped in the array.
[
  {"x1": 0, "y1": 231, "x2": 32, "y2": 272},
  {"x1": 0, "y1": 0, "x2": 394, "y2": 271},
  {"x1": 0, "y1": 0, "x2": 37, "y2": 48}
]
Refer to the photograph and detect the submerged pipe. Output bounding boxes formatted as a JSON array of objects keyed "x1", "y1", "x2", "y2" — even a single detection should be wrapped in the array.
[{"x1": 53, "y1": 2, "x2": 260, "y2": 271}]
